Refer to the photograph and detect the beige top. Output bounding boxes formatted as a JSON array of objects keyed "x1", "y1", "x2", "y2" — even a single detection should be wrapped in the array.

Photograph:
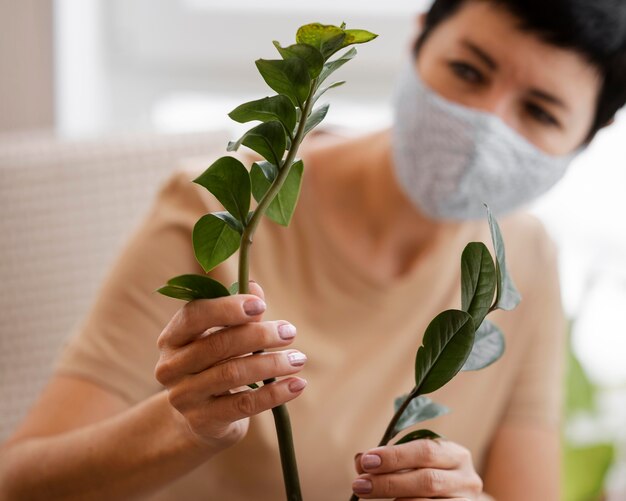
[{"x1": 54, "y1": 144, "x2": 566, "y2": 500}]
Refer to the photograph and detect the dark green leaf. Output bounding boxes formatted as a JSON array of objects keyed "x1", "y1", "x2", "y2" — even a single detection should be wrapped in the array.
[
  {"x1": 461, "y1": 242, "x2": 496, "y2": 328},
  {"x1": 254, "y1": 58, "x2": 310, "y2": 107},
  {"x1": 394, "y1": 429, "x2": 443, "y2": 445},
  {"x1": 229, "y1": 281, "x2": 239, "y2": 295},
  {"x1": 393, "y1": 394, "x2": 449, "y2": 436},
  {"x1": 303, "y1": 104, "x2": 330, "y2": 136},
  {"x1": 320, "y1": 32, "x2": 347, "y2": 59},
  {"x1": 227, "y1": 121, "x2": 286, "y2": 166},
  {"x1": 461, "y1": 320, "x2": 505, "y2": 371},
  {"x1": 192, "y1": 213, "x2": 241, "y2": 273},
  {"x1": 212, "y1": 211, "x2": 244, "y2": 234},
  {"x1": 250, "y1": 159, "x2": 304, "y2": 227},
  {"x1": 414, "y1": 310, "x2": 475, "y2": 395},
  {"x1": 156, "y1": 274, "x2": 230, "y2": 301},
  {"x1": 192, "y1": 156, "x2": 251, "y2": 224},
  {"x1": 228, "y1": 95, "x2": 296, "y2": 136},
  {"x1": 486, "y1": 204, "x2": 521, "y2": 311},
  {"x1": 318, "y1": 47, "x2": 357, "y2": 85},
  {"x1": 254, "y1": 160, "x2": 279, "y2": 183},
  {"x1": 272, "y1": 41, "x2": 324, "y2": 79},
  {"x1": 312, "y1": 81, "x2": 345, "y2": 106}
]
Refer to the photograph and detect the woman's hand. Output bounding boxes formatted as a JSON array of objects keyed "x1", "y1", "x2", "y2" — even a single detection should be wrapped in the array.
[
  {"x1": 352, "y1": 438, "x2": 483, "y2": 500},
  {"x1": 155, "y1": 281, "x2": 307, "y2": 452}
]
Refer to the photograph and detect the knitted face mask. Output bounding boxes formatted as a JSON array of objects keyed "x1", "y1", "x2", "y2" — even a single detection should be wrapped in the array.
[{"x1": 390, "y1": 58, "x2": 579, "y2": 220}]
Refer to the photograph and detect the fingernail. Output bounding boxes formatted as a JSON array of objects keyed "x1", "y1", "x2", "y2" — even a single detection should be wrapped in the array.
[
  {"x1": 243, "y1": 299, "x2": 266, "y2": 316},
  {"x1": 352, "y1": 478, "x2": 372, "y2": 494},
  {"x1": 361, "y1": 454, "x2": 381, "y2": 469},
  {"x1": 287, "y1": 351, "x2": 307, "y2": 367},
  {"x1": 288, "y1": 378, "x2": 307, "y2": 393},
  {"x1": 278, "y1": 322, "x2": 296, "y2": 340}
]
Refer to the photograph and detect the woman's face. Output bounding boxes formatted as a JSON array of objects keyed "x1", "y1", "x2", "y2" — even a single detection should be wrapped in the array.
[{"x1": 415, "y1": 1, "x2": 602, "y2": 156}]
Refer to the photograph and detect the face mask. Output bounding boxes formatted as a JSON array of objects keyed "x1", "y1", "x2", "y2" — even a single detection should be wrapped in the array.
[{"x1": 390, "y1": 58, "x2": 579, "y2": 220}]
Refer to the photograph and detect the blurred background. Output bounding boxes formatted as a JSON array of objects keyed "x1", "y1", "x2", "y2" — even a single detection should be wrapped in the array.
[{"x1": 0, "y1": 1, "x2": 624, "y2": 499}]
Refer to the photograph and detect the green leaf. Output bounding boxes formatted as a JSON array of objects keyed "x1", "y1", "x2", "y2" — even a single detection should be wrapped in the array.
[
  {"x1": 228, "y1": 281, "x2": 239, "y2": 295},
  {"x1": 393, "y1": 394, "x2": 449, "y2": 436},
  {"x1": 254, "y1": 160, "x2": 279, "y2": 183},
  {"x1": 461, "y1": 320, "x2": 505, "y2": 371},
  {"x1": 228, "y1": 95, "x2": 296, "y2": 137},
  {"x1": 272, "y1": 41, "x2": 324, "y2": 79},
  {"x1": 227, "y1": 121, "x2": 286, "y2": 167},
  {"x1": 250, "y1": 159, "x2": 304, "y2": 227},
  {"x1": 156, "y1": 274, "x2": 230, "y2": 301},
  {"x1": 255, "y1": 58, "x2": 311, "y2": 108},
  {"x1": 486, "y1": 204, "x2": 521, "y2": 311},
  {"x1": 312, "y1": 80, "x2": 345, "y2": 106},
  {"x1": 461, "y1": 242, "x2": 496, "y2": 328},
  {"x1": 192, "y1": 213, "x2": 241, "y2": 273},
  {"x1": 212, "y1": 211, "x2": 244, "y2": 234},
  {"x1": 296, "y1": 23, "x2": 346, "y2": 58},
  {"x1": 394, "y1": 429, "x2": 443, "y2": 445},
  {"x1": 192, "y1": 156, "x2": 251, "y2": 224},
  {"x1": 414, "y1": 310, "x2": 475, "y2": 395},
  {"x1": 318, "y1": 47, "x2": 357, "y2": 85},
  {"x1": 343, "y1": 29, "x2": 378, "y2": 46},
  {"x1": 303, "y1": 104, "x2": 330, "y2": 136},
  {"x1": 563, "y1": 443, "x2": 614, "y2": 501}
]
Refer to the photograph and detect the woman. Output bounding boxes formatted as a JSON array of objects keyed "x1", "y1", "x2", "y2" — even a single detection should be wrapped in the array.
[{"x1": 2, "y1": 0, "x2": 624, "y2": 499}]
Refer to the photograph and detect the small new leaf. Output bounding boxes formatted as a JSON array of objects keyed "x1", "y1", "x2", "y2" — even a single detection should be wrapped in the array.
[
  {"x1": 393, "y1": 394, "x2": 450, "y2": 436},
  {"x1": 228, "y1": 121, "x2": 286, "y2": 167},
  {"x1": 156, "y1": 274, "x2": 231, "y2": 301},
  {"x1": 461, "y1": 320, "x2": 506, "y2": 371},
  {"x1": 250, "y1": 159, "x2": 304, "y2": 227},
  {"x1": 312, "y1": 81, "x2": 345, "y2": 106},
  {"x1": 192, "y1": 213, "x2": 241, "y2": 273},
  {"x1": 395, "y1": 429, "x2": 443, "y2": 445},
  {"x1": 303, "y1": 104, "x2": 330, "y2": 136},
  {"x1": 414, "y1": 310, "x2": 475, "y2": 395},
  {"x1": 255, "y1": 58, "x2": 311, "y2": 108},
  {"x1": 461, "y1": 242, "x2": 496, "y2": 328},
  {"x1": 318, "y1": 47, "x2": 357, "y2": 85},
  {"x1": 228, "y1": 95, "x2": 296, "y2": 138},
  {"x1": 485, "y1": 204, "x2": 522, "y2": 311},
  {"x1": 192, "y1": 156, "x2": 251, "y2": 224}
]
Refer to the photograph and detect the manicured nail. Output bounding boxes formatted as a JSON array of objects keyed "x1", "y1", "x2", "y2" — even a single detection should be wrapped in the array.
[
  {"x1": 278, "y1": 322, "x2": 296, "y2": 340},
  {"x1": 288, "y1": 378, "x2": 307, "y2": 393},
  {"x1": 352, "y1": 478, "x2": 372, "y2": 494},
  {"x1": 287, "y1": 351, "x2": 307, "y2": 366},
  {"x1": 361, "y1": 454, "x2": 381, "y2": 469},
  {"x1": 243, "y1": 299, "x2": 266, "y2": 316}
]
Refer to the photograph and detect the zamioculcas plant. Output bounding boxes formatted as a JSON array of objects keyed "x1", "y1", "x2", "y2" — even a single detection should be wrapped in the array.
[
  {"x1": 349, "y1": 206, "x2": 521, "y2": 501},
  {"x1": 156, "y1": 22, "x2": 378, "y2": 501}
]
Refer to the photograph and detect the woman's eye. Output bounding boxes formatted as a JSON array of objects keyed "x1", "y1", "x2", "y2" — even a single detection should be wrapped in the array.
[
  {"x1": 526, "y1": 102, "x2": 560, "y2": 127},
  {"x1": 448, "y1": 61, "x2": 484, "y2": 84}
]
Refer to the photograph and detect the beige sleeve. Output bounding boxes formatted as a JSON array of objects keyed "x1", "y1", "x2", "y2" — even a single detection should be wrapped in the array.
[
  {"x1": 500, "y1": 227, "x2": 567, "y2": 430},
  {"x1": 53, "y1": 167, "x2": 219, "y2": 405}
]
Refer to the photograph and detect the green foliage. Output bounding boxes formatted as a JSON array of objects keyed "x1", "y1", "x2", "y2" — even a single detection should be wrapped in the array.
[
  {"x1": 486, "y1": 205, "x2": 522, "y2": 310},
  {"x1": 227, "y1": 121, "x2": 286, "y2": 166},
  {"x1": 414, "y1": 310, "x2": 476, "y2": 395},
  {"x1": 563, "y1": 443, "x2": 614, "y2": 501},
  {"x1": 192, "y1": 156, "x2": 251, "y2": 224},
  {"x1": 250, "y1": 159, "x2": 304, "y2": 226},
  {"x1": 461, "y1": 320, "x2": 505, "y2": 371},
  {"x1": 228, "y1": 95, "x2": 297, "y2": 138},
  {"x1": 392, "y1": 395, "x2": 449, "y2": 437},
  {"x1": 192, "y1": 213, "x2": 241, "y2": 273},
  {"x1": 461, "y1": 242, "x2": 496, "y2": 328},
  {"x1": 395, "y1": 429, "x2": 443, "y2": 445},
  {"x1": 156, "y1": 274, "x2": 231, "y2": 301},
  {"x1": 272, "y1": 41, "x2": 324, "y2": 79}
]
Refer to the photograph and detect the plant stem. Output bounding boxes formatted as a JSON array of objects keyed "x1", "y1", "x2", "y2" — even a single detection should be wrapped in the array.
[
  {"x1": 237, "y1": 79, "x2": 318, "y2": 501},
  {"x1": 349, "y1": 388, "x2": 417, "y2": 501}
]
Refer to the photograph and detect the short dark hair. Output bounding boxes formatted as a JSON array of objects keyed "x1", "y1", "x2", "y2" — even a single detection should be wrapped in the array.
[{"x1": 414, "y1": 0, "x2": 626, "y2": 142}]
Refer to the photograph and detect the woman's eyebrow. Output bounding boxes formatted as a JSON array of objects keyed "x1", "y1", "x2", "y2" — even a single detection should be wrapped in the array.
[
  {"x1": 528, "y1": 88, "x2": 569, "y2": 110},
  {"x1": 460, "y1": 39, "x2": 498, "y2": 70}
]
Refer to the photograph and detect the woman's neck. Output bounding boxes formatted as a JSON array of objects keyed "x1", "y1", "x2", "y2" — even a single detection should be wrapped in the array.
[{"x1": 306, "y1": 127, "x2": 457, "y2": 281}]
